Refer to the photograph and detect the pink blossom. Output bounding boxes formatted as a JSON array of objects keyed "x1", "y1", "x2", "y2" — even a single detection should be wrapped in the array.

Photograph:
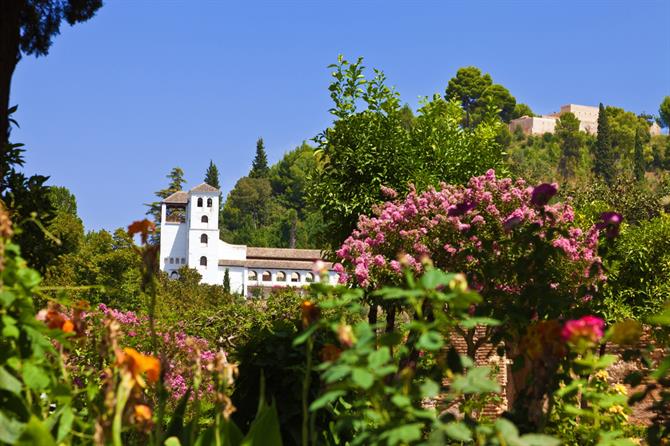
[{"x1": 561, "y1": 316, "x2": 605, "y2": 344}]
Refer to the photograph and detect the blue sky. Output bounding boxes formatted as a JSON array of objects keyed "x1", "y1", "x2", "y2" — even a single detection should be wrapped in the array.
[{"x1": 10, "y1": 1, "x2": 670, "y2": 231}]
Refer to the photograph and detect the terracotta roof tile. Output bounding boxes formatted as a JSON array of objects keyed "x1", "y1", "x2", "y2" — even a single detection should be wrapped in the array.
[
  {"x1": 163, "y1": 191, "x2": 189, "y2": 204},
  {"x1": 190, "y1": 182, "x2": 219, "y2": 193}
]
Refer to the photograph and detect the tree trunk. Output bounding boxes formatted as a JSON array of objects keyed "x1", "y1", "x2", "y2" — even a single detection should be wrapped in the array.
[{"x1": 0, "y1": 0, "x2": 21, "y2": 146}]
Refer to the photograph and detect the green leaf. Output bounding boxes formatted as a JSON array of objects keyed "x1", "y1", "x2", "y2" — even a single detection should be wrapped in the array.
[
  {"x1": 391, "y1": 394, "x2": 411, "y2": 408},
  {"x1": 443, "y1": 421, "x2": 472, "y2": 441},
  {"x1": 368, "y1": 347, "x2": 391, "y2": 369},
  {"x1": 420, "y1": 269, "x2": 449, "y2": 290},
  {"x1": 292, "y1": 324, "x2": 318, "y2": 346},
  {"x1": 17, "y1": 416, "x2": 56, "y2": 446},
  {"x1": 420, "y1": 379, "x2": 440, "y2": 398},
  {"x1": 56, "y1": 406, "x2": 74, "y2": 442},
  {"x1": 22, "y1": 362, "x2": 50, "y2": 391},
  {"x1": 416, "y1": 332, "x2": 443, "y2": 351},
  {"x1": 0, "y1": 366, "x2": 22, "y2": 395},
  {"x1": 451, "y1": 367, "x2": 500, "y2": 394},
  {"x1": 520, "y1": 434, "x2": 561, "y2": 446},
  {"x1": 0, "y1": 290, "x2": 16, "y2": 307},
  {"x1": 241, "y1": 401, "x2": 282, "y2": 446},
  {"x1": 164, "y1": 437, "x2": 182, "y2": 446},
  {"x1": 0, "y1": 412, "x2": 25, "y2": 444},
  {"x1": 351, "y1": 368, "x2": 374, "y2": 389},
  {"x1": 380, "y1": 423, "x2": 423, "y2": 444},
  {"x1": 460, "y1": 317, "x2": 501, "y2": 329},
  {"x1": 165, "y1": 388, "x2": 191, "y2": 439},
  {"x1": 594, "y1": 354, "x2": 617, "y2": 369},
  {"x1": 309, "y1": 390, "x2": 346, "y2": 411}
]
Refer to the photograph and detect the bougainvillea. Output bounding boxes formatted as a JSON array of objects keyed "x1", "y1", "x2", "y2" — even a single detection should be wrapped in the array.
[{"x1": 334, "y1": 169, "x2": 608, "y2": 342}]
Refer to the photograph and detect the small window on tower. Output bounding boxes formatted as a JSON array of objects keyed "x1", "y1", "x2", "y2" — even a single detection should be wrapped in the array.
[
  {"x1": 201, "y1": 215, "x2": 208, "y2": 223},
  {"x1": 197, "y1": 197, "x2": 203, "y2": 207},
  {"x1": 201, "y1": 234, "x2": 208, "y2": 245},
  {"x1": 207, "y1": 198, "x2": 213, "y2": 207},
  {"x1": 200, "y1": 256, "x2": 207, "y2": 266},
  {"x1": 169, "y1": 258, "x2": 174, "y2": 264},
  {"x1": 181, "y1": 258, "x2": 186, "y2": 264}
]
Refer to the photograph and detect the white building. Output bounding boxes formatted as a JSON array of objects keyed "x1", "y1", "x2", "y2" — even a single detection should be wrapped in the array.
[
  {"x1": 510, "y1": 103, "x2": 600, "y2": 135},
  {"x1": 159, "y1": 183, "x2": 339, "y2": 296}
]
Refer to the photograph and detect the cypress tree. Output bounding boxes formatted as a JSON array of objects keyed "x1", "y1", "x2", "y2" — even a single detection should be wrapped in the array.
[
  {"x1": 204, "y1": 160, "x2": 221, "y2": 189},
  {"x1": 223, "y1": 268, "x2": 231, "y2": 294},
  {"x1": 249, "y1": 137, "x2": 269, "y2": 178},
  {"x1": 593, "y1": 103, "x2": 616, "y2": 185},
  {"x1": 634, "y1": 128, "x2": 645, "y2": 181}
]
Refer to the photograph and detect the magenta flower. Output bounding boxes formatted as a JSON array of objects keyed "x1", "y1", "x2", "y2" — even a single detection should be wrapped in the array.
[
  {"x1": 531, "y1": 183, "x2": 558, "y2": 207},
  {"x1": 447, "y1": 201, "x2": 476, "y2": 217},
  {"x1": 561, "y1": 315, "x2": 605, "y2": 344},
  {"x1": 596, "y1": 212, "x2": 623, "y2": 238}
]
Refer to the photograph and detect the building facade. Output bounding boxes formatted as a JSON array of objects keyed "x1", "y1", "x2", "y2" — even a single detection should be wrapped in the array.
[
  {"x1": 509, "y1": 103, "x2": 599, "y2": 135},
  {"x1": 159, "y1": 183, "x2": 339, "y2": 296}
]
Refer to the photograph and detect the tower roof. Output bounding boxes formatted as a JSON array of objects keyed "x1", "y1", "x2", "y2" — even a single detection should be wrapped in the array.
[
  {"x1": 190, "y1": 182, "x2": 219, "y2": 193},
  {"x1": 162, "y1": 191, "x2": 189, "y2": 204}
]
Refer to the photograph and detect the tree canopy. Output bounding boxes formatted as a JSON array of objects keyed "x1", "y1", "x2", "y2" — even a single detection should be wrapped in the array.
[
  {"x1": 249, "y1": 137, "x2": 269, "y2": 178},
  {"x1": 1, "y1": 0, "x2": 103, "y2": 143}
]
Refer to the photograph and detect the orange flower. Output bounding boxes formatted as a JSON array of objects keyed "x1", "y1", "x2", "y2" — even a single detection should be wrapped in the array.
[
  {"x1": 62, "y1": 320, "x2": 75, "y2": 333},
  {"x1": 127, "y1": 219, "x2": 156, "y2": 245},
  {"x1": 133, "y1": 404, "x2": 153, "y2": 423},
  {"x1": 118, "y1": 348, "x2": 160, "y2": 386},
  {"x1": 301, "y1": 300, "x2": 320, "y2": 328}
]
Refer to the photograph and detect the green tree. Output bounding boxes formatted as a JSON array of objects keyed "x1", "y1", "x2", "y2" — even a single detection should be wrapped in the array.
[
  {"x1": 445, "y1": 66, "x2": 517, "y2": 126},
  {"x1": 249, "y1": 137, "x2": 270, "y2": 178},
  {"x1": 223, "y1": 268, "x2": 231, "y2": 293},
  {"x1": 1, "y1": 0, "x2": 102, "y2": 143},
  {"x1": 47, "y1": 186, "x2": 84, "y2": 257},
  {"x1": 556, "y1": 112, "x2": 582, "y2": 181},
  {"x1": 512, "y1": 103, "x2": 534, "y2": 119},
  {"x1": 445, "y1": 66, "x2": 492, "y2": 127},
  {"x1": 634, "y1": 127, "x2": 645, "y2": 181},
  {"x1": 479, "y1": 83, "x2": 517, "y2": 123},
  {"x1": 659, "y1": 96, "x2": 670, "y2": 128},
  {"x1": 204, "y1": 160, "x2": 221, "y2": 189},
  {"x1": 221, "y1": 177, "x2": 273, "y2": 236},
  {"x1": 311, "y1": 56, "x2": 501, "y2": 249},
  {"x1": 593, "y1": 103, "x2": 616, "y2": 184},
  {"x1": 146, "y1": 167, "x2": 186, "y2": 225}
]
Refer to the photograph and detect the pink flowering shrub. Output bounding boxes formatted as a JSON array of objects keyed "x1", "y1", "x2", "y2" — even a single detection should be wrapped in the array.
[
  {"x1": 335, "y1": 169, "x2": 606, "y2": 340},
  {"x1": 561, "y1": 315, "x2": 605, "y2": 345},
  {"x1": 72, "y1": 304, "x2": 217, "y2": 400}
]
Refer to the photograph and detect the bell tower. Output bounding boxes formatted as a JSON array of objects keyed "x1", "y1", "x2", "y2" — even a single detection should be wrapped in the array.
[{"x1": 186, "y1": 183, "x2": 221, "y2": 283}]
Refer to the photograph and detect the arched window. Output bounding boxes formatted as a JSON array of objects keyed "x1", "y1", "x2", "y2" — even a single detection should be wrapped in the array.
[
  {"x1": 200, "y1": 256, "x2": 207, "y2": 266},
  {"x1": 201, "y1": 215, "x2": 208, "y2": 223},
  {"x1": 201, "y1": 234, "x2": 208, "y2": 245},
  {"x1": 305, "y1": 272, "x2": 315, "y2": 283},
  {"x1": 197, "y1": 197, "x2": 203, "y2": 207},
  {"x1": 291, "y1": 272, "x2": 300, "y2": 283},
  {"x1": 248, "y1": 270, "x2": 258, "y2": 281},
  {"x1": 276, "y1": 271, "x2": 286, "y2": 282},
  {"x1": 170, "y1": 271, "x2": 179, "y2": 279},
  {"x1": 207, "y1": 198, "x2": 213, "y2": 207},
  {"x1": 262, "y1": 271, "x2": 272, "y2": 282}
]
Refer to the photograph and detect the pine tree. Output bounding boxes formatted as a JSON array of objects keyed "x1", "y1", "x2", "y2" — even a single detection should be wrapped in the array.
[
  {"x1": 593, "y1": 103, "x2": 616, "y2": 185},
  {"x1": 204, "y1": 160, "x2": 221, "y2": 189},
  {"x1": 249, "y1": 137, "x2": 269, "y2": 178},
  {"x1": 223, "y1": 268, "x2": 231, "y2": 294},
  {"x1": 556, "y1": 112, "x2": 582, "y2": 182},
  {"x1": 634, "y1": 128, "x2": 645, "y2": 181},
  {"x1": 146, "y1": 167, "x2": 186, "y2": 225}
]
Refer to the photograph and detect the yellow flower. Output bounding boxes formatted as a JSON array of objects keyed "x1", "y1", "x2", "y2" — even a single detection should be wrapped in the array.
[
  {"x1": 594, "y1": 369, "x2": 609, "y2": 381},
  {"x1": 608, "y1": 405, "x2": 628, "y2": 421},
  {"x1": 613, "y1": 383, "x2": 628, "y2": 395},
  {"x1": 133, "y1": 404, "x2": 152, "y2": 423}
]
